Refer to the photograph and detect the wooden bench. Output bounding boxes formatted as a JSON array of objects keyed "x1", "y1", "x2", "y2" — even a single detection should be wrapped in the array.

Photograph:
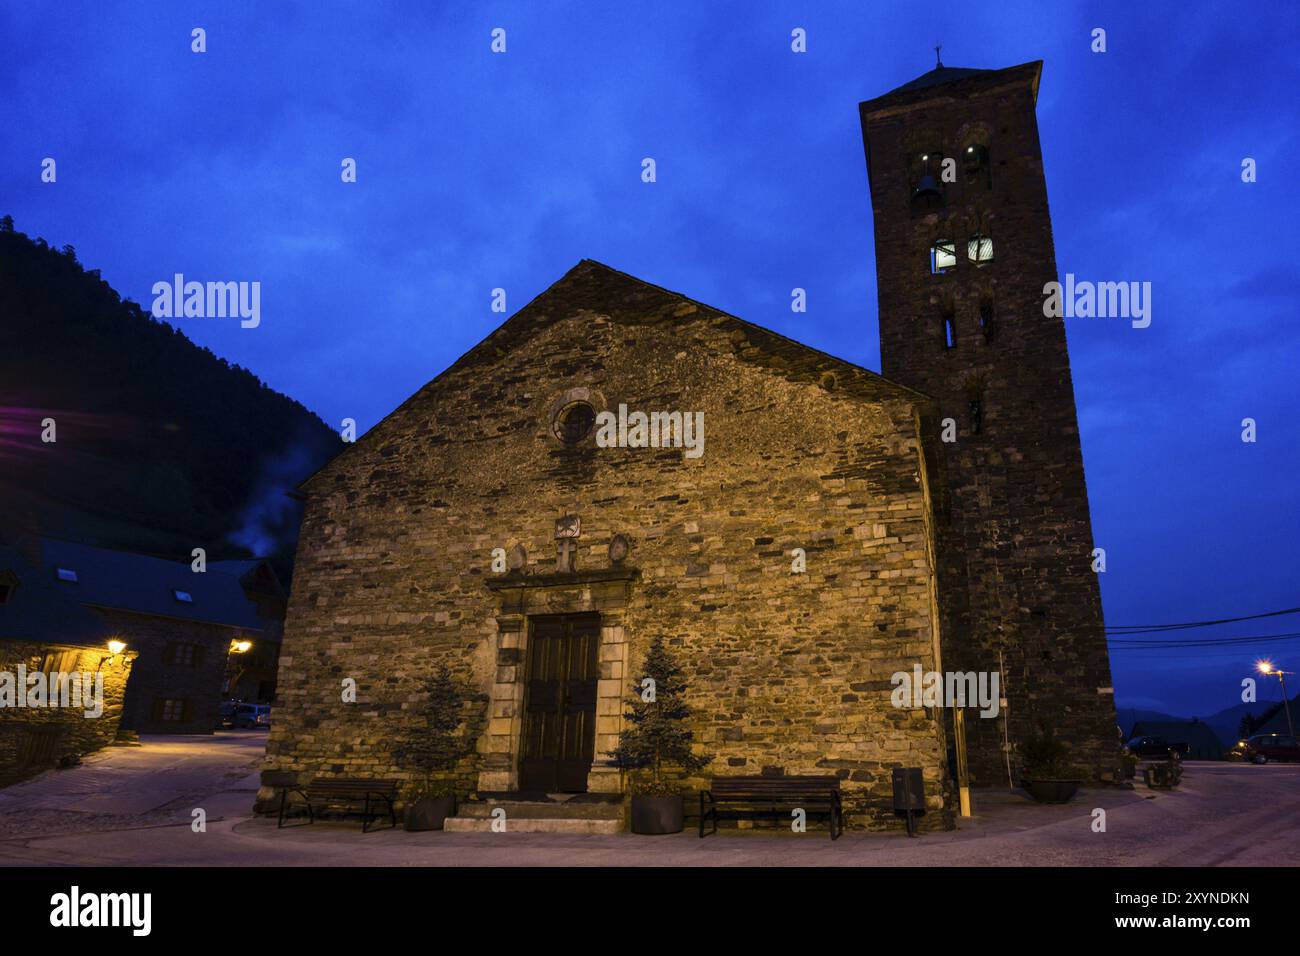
[
  {"x1": 700, "y1": 775, "x2": 844, "y2": 839},
  {"x1": 276, "y1": 778, "x2": 399, "y2": 832}
]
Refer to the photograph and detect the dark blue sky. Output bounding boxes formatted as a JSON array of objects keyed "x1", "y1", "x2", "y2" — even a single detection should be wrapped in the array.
[{"x1": 5, "y1": 2, "x2": 1297, "y2": 718}]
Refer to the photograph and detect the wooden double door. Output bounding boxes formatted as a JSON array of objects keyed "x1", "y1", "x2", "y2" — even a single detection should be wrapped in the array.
[{"x1": 519, "y1": 613, "x2": 601, "y2": 793}]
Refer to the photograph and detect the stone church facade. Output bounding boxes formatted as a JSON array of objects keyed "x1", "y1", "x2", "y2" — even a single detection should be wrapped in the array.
[{"x1": 259, "y1": 60, "x2": 1116, "y2": 828}]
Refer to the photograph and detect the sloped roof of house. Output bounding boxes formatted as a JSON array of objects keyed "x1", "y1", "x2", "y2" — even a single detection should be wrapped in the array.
[
  {"x1": 1254, "y1": 697, "x2": 1300, "y2": 736},
  {"x1": 210, "y1": 558, "x2": 284, "y2": 594},
  {"x1": 36, "y1": 537, "x2": 263, "y2": 631},
  {"x1": 0, "y1": 546, "x2": 110, "y2": 646},
  {"x1": 1131, "y1": 720, "x2": 1225, "y2": 756}
]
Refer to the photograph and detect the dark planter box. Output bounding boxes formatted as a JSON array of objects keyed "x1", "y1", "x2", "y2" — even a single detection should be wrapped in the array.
[
  {"x1": 1144, "y1": 765, "x2": 1182, "y2": 789},
  {"x1": 1022, "y1": 779, "x2": 1081, "y2": 804},
  {"x1": 630, "y1": 794, "x2": 683, "y2": 834},
  {"x1": 404, "y1": 794, "x2": 456, "y2": 831}
]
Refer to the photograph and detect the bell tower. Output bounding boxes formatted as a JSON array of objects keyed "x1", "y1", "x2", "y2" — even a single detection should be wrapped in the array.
[{"x1": 859, "y1": 61, "x2": 1117, "y2": 783}]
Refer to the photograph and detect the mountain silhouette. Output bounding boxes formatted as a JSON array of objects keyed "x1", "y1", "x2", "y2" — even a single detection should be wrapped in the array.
[{"x1": 0, "y1": 216, "x2": 341, "y2": 575}]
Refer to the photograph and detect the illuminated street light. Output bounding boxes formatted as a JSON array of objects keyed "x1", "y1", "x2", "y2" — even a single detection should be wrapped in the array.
[{"x1": 1254, "y1": 660, "x2": 1296, "y2": 740}]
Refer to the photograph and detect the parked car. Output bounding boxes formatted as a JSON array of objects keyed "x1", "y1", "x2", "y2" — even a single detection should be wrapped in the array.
[
  {"x1": 1126, "y1": 735, "x2": 1190, "y2": 759},
  {"x1": 230, "y1": 703, "x2": 271, "y2": 729},
  {"x1": 216, "y1": 701, "x2": 238, "y2": 730},
  {"x1": 1242, "y1": 733, "x2": 1300, "y2": 764}
]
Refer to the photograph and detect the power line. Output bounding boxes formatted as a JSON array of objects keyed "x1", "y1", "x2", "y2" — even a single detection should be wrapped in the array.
[
  {"x1": 1108, "y1": 630, "x2": 1300, "y2": 648},
  {"x1": 1105, "y1": 606, "x2": 1300, "y2": 634}
]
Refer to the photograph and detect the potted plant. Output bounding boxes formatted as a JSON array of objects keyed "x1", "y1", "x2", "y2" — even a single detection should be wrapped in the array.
[
  {"x1": 1019, "y1": 721, "x2": 1088, "y2": 803},
  {"x1": 1144, "y1": 751, "x2": 1183, "y2": 789},
  {"x1": 394, "y1": 665, "x2": 467, "y2": 831},
  {"x1": 1118, "y1": 751, "x2": 1139, "y2": 781},
  {"x1": 611, "y1": 636, "x2": 711, "y2": 834}
]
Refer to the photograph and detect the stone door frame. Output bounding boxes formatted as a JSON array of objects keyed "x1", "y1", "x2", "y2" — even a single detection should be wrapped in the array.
[{"x1": 481, "y1": 568, "x2": 637, "y2": 794}]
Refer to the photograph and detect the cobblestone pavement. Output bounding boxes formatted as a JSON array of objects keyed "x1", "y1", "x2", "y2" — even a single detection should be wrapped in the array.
[
  {"x1": 0, "y1": 732, "x2": 265, "y2": 841},
  {"x1": 1, "y1": 737, "x2": 1297, "y2": 866}
]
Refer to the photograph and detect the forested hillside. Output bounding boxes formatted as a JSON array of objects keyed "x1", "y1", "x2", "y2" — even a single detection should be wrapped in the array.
[{"x1": 0, "y1": 217, "x2": 341, "y2": 573}]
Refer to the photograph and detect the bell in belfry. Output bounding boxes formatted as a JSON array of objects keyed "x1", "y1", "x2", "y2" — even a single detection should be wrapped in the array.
[{"x1": 912, "y1": 174, "x2": 942, "y2": 206}]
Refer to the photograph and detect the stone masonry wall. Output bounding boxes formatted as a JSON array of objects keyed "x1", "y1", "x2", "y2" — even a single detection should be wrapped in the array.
[
  {"x1": 94, "y1": 608, "x2": 243, "y2": 735},
  {"x1": 0, "y1": 640, "x2": 135, "y2": 786},
  {"x1": 262, "y1": 263, "x2": 954, "y2": 829}
]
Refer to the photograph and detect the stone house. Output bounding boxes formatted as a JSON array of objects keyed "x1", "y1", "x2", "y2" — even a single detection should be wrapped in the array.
[
  {"x1": 211, "y1": 559, "x2": 287, "y2": 704},
  {"x1": 0, "y1": 545, "x2": 136, "y2": 785},
  {"x1": 260, "y1": 59, "x2": 1117, "y2": 829},
  {"x1": 31, "y1": 537, "x2": 270, "y2": 735}
]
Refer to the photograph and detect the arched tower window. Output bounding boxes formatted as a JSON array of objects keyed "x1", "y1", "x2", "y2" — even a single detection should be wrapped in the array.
[
  {"x1": 979, "y1": 297, "x2": 996, "y2": 343},
  {"x1": 963, "y1": 144, "x2": 991, "y2": 191},
  {"x1": 967, "y1": 233, "x2": 994, "y2": 266},
  {"x1": 930, "y1": 239, "x2": 957, "y2": 274},
  {"x1": 942, "y1": 309, "x2": 956, "y2": 350}
]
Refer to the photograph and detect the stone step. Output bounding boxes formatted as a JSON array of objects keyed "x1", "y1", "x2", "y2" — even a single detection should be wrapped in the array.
[
  {"x1": 456, "y1": 799, "x2": 624, "y2": 821},
  {"x1": 443, "y1": 816, "x2": 623, "y2": 834}
]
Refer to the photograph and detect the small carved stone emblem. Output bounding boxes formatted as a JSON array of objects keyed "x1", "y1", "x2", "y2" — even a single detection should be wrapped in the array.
[{"x1": 506, "y1": 543, "x2": 527, "y2": 571}]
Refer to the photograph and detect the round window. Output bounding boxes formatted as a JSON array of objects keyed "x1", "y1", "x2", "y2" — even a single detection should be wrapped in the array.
[{"x1": 553, "y1": 401, "x2": 596, "y2": 444}]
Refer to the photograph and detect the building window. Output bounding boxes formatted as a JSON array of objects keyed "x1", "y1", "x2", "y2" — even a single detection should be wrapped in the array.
[
  {"x1": 155, "y1": 698, "x2": 191, "y2": 722},
  {"x1": 979, "y1": 298, "x2": 996, "y2": 343},
  {"x1": 930, "y1": 240, "x2": 957, "y2": 275},
  {"x1": 55, "y1": 568, "x2": 78, "y2": 583},
  {"x1": 163, "y1": 642, "x2": 203, "y2": 667},
  {"x1": 173, "y1": 589, "x2": 193, "y2": 603},
  {"x1": 967, "y1": 234, "x2": 994, "y2": 266},
  {"x1": 963, "y1": 144, "x2": 991, "y2": 190},
  {"x1": 942, "y1": 311, "x2": 956, "y2": 350},
  {"x1": 40, "y1": 649, "x2": 79, "y2": 674},
  {"x1": 968, "y1": 397, "x2": 984, "y2": 435},
  {"x1": 552, "y1": 400, "x2": 596, "y2": 444}
]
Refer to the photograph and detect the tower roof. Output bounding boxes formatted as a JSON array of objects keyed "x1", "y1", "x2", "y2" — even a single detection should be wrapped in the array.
[
  {"x1": 860, "y1": 60, "x2": 1042, "y2": 116},
  {"x1": 889, "y1": 65, "x2": 992, "y2": 95}
]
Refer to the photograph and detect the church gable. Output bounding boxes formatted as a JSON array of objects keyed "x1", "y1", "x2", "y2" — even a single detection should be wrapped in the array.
[{"x1": 301, "y1": 259, "x2": 931, "y2": 494}]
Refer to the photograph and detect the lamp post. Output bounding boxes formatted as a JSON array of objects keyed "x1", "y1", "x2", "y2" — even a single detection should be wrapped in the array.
[
  {"x1": 225, "y1": 638, "x2": 252, "y2": 697},
  {"x1": 1257, "y1": 661, "x2": 1296, "y2": 739}
]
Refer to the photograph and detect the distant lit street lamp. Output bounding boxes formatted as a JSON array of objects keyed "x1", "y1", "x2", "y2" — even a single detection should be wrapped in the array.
[{"x1": 1256, "y1": 661, "x2": 1296, "y2": 739}]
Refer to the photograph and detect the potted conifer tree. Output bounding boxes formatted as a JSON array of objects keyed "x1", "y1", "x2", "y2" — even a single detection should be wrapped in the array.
[
  {"x1": 611, "y1": 636, "x2": 711, "y2": 834},
  {"x1": 395, "y1": 665, "x2": 466, "y2": 831},
  {"x1": 1019, "y1": 720, "x2": 1088, "y2": 804}
]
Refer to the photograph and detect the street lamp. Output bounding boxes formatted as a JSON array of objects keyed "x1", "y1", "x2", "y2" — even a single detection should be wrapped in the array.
[
  {"x1": 97, "y1": 638, "x2": 128, "y2": 672},
  {"x1": 1256, "y1": 660, "x2": 1296, "y2": 740},
  {"x1": 225, "y1": 638, "x2": 253, "y2": 696}
]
